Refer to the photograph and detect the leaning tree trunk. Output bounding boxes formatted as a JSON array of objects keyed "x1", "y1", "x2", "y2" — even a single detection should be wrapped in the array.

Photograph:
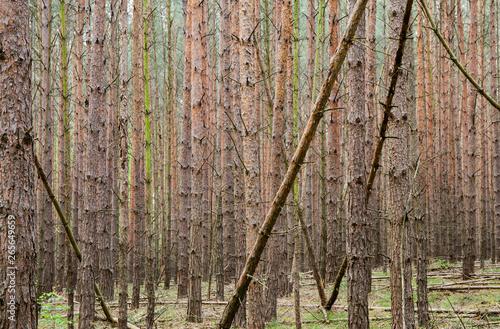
[{"x1": 0, "y1": 0, "x2": 37, "y2": 326}]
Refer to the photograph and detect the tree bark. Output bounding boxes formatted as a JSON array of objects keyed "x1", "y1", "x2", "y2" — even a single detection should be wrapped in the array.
[
  {"x1": 130, "y1": 0, "x2": 146, "y2": 308},
  {"x1": 80, "y1": 0, "x2": 107, "y2": 324},
  {"x1": 186, "y1": 0, "x2": 205, "y2": 321},
  {"x1": 37, "y1": 0, "x2": 55, "y2": 297},
  {"x1": 178, "y1": 0, "x2": 192, "y2": 299},
  {"x1": 118, "y1": 0, "x2": 129, "y2": 327},
  {"x1": 0, "y1": 0, "x2": 37, "y2": 325}
]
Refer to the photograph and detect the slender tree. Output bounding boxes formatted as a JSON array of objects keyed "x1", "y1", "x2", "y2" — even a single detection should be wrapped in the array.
[
  {"x1": 37, "y1": 0, "x2": 55, "y2": 296},
  {"x1": 186, "y1": 0, "x2": 205, "y2": 320},
  {"x1": 178, "y1": 0, "x2": 192, "y2": 299},
  {"x1": 79, "y1": 0, "x2": 107, "y2": 324},
  {"x1": 117, "y1": 0, "x2": 130, "y2": 327}
]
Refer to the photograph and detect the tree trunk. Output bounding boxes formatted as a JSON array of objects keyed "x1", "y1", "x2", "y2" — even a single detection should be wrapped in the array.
[
  {"x1": 118, "y1": 0, "x2": 129, "y2": 327},
  {"x1": 0, "y1": 0, "x2": 37, "y2": 325},
  {"x1": 387, "y1": 0, "x2": 414, "y2": 326},
  {"x1": 345, "y1": 0, "x2": 369, "y2": 326},
  {"x1": 69, "y1": 0, "x2": 85, "y2": 321},
  {"x1": 144, "y1": 0, "x2": 156, "y2": 325},
  {"x1": 130, "y1": 0, "x2": 146, "y2": 308},
  {"x1": 38, "y1": 0, "x2": 55, "y2": 297},
  {"x1": 239, "y1": 0, "x2": 265, "y2": 324},
  {"x1": 463, "y1": 0, "x2": 478, "y2": 280},
  {"x1": 56, "y1": 0, "x2": 70, "y2": 292},
  {"x1": 267, "y1": 0, "x2": 292, "y2": 317},
  {"x1": 415, "y1": 12, "x2": 430, "y2": 328},
  {"x1": 80, "y1": 0, "x2": 107, "y2": 324},
  {"x1": 178, "y1": 0, "x2": 192, "y2": 299},
  {"x1": 491, "y1": 0, "x2": 499, "y2": 266},
  {"x1": 186, "y1": 0, "x2": 205, "y2": 321},
  {"x1": 326, "y1": 0, "x2": 341, "y2": 281}
]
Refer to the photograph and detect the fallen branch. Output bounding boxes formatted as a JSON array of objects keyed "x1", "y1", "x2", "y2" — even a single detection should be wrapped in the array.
[{"x1": 429, "y1": 285, "x2": 500, "y2": 291}]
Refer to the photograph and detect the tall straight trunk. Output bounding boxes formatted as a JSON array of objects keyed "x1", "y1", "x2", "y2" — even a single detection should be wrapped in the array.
[
  {"x1": 267, "y1": 0, "x2": 292, "y2": 317},
  {"x1": 346, "y1": 0, "x2": 369, "y2": 326},
  {"x1": 0, "y1": 0, "x2": 37, "y2": 325},
  {"x1": 99, "y1": 0, "x2": 118, "y2": 301},
  {"x1": 56, "y1": 0, "x2": 70, "y2": 292},
  {"x1": 491, "y1": 0, "x2": 500, "y2": 265},
  {"x1": 233, "y1": 0, "x2": 247, "y2": 321},
  {"x1": 38, "y1": 0, "x2": 55, "y2": 296},
  {"x1": 285, "y1": 0, "x2": 299, "y2": 278},
  {"x1": 326, "y1": 0, "x2": 341, "y2": 281},
  {"x1": 178, "y1": 0, "x2": 192, "y2": 299},
  {"x1": 240, "y1": 0, "x2": 265, "y2": 323},
  {"x1": 365, "y1": 0, "x2": 377, "y2": 275},
  {"x1": 80, "y1": 0, "x2": 107, "y2": 324},
  {"x1": 403, "y1": 31, "x2": 416, "y2": 329},
  {"x1": 130, "y1": 0, "x2": 145, "y2": 308},
  {"x1": 69, "y1": 0, "x2": 85, "y2": 321},
  {"x1": 163, "y1": 0, "x2": 173, "y2": 289},
  {"x1": 293, "y1": 206, "x2": 302, "y2": 329},
  {"x1": 477, "y1": 0, "x2": 487, "y2": 267},
  {"x1": 117, "y1": 0, "x2": 129, "y2": 327},
  {"x1": 415, "y1": 13, "x2": 430, "y2": 328},
  {"x1": 186, "y1": 0, "x2": 205, "y2": 320},
  {"x1": 387, "y1": 0, "x2": 413, "y2": 326},
  {"x1": 144, "y1": 0, "x2": 155, "y2": 325},
  {"x1": 463, "y1": 0, "x2": 478, "y2": 280},
  {"x1": 218, "y1": 0, "x2": 232, "y2": 300}
]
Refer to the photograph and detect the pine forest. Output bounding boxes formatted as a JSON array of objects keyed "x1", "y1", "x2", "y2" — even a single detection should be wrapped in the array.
[{"x1": 2, "y1": 0, "x2": 500, "y2": 327}]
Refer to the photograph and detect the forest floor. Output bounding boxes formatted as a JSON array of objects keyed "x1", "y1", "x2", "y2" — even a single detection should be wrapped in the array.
[{"x1": 38, "y1": 260, "x2": 500, "y2": 328}]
